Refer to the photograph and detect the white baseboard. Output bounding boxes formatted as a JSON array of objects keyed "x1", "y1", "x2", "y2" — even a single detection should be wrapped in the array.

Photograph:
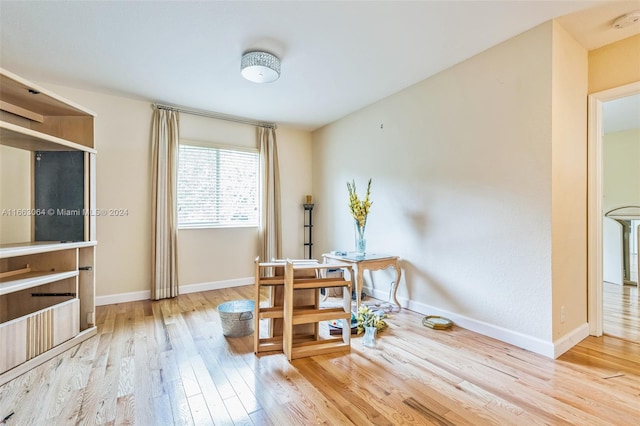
[
  {"x1": 95, "y1": 277, "x2": 253, "y2": 306},
  {"x1": 96, "y1": 290, "x2": 150, "y2": 306},
  {"x1": 365, "y1": 286, "x2": 585, "y2": 359},
  {"x1": 180, "y1": 277, "x2": 253, "y2": 294},
  {"x1": 553, "y1": 323, "x2": 590, "y2": 358}
]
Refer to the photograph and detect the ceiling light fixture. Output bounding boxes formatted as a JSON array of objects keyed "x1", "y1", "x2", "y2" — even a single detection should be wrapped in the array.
[
  {"x1": 241, "y1": 51, "x2": 281, "y2": 83},
  {"x1": 613, "y1": 11, "x2": 640, "y2": 29}
]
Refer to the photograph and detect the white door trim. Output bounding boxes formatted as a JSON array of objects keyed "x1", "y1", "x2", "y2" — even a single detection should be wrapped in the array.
[{"x1": 587, "y1": 81, "x2": 640, "y2": 336}]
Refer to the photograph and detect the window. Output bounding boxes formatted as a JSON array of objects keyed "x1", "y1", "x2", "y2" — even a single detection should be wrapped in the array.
[{"x1": 177, "y1": 143, "x2": 259, "y2": 228}]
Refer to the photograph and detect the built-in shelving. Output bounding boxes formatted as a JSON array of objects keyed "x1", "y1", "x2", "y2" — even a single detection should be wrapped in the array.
[
  {"x1": 0, "y1": 68, "x2": 97, "y2": 386},
  {"x1": 0, "y1": 68, "x2": 95, "y2": 149},
  {"x1": 0, "y1": 122, "x2": 96, "y2": 153},
  {"x1": 0, "y1": 241, "x2": 96, "y2": 258},
  {"x1": 0, "y1": 270, "x2": 78, "y2": 296}
]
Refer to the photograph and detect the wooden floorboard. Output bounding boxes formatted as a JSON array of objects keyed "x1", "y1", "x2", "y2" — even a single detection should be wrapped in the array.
[
  {"x1": 604, "y1": 281, "x2": 639, "y2": 342},
  {"x1": 1, "y1": 285, "x2": 639, "y2": 425}
]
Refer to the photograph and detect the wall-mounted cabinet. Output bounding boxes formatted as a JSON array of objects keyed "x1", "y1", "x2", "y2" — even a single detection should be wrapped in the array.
[{"x1": 0, "y1": 68, "x2": 97, "y2": 385}]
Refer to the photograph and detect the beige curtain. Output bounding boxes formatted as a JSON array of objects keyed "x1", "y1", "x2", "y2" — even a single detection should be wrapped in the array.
[
  {"x1": 151, "y1": 107, "x2": 179, "y2": 300},
  {"x1": 259, "y1": 127, "x2": 282, "y2": 262}
]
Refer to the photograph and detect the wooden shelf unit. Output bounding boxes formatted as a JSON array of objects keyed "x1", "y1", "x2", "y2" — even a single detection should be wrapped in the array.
[
  {"x1": 0, "y1": 68, "x2": 97, "y2": 386},
  {"x1": 254, "y1": 258, "x2": 320, "y2": 354},
  {"x1": 283, "y1": 260, "x2": 353, "y2": 361},
  {"x1": 254, "y1": 259, "x2": 286, "y2": 354}
]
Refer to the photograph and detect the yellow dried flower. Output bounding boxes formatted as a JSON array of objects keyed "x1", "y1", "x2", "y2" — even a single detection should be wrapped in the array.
[
  {"x1": 347, "y1": 178, "x2": 372, "y2": 229},
  {"x1": 356, "y1": 304, "x2": 389, "y2": 334}
]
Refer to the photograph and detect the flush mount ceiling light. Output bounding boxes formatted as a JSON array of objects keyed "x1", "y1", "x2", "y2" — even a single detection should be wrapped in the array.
[
  {"x1": 241, "y1": 51, "x2": 281, "y2": 83},
  {"x1": 613, "y1": 11, "x2": 640, "y2": 29}
]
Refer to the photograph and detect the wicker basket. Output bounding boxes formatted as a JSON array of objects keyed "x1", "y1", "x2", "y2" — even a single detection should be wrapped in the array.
[{"x1": 217, "y1": 299, "x2": 255, "y2": 337}]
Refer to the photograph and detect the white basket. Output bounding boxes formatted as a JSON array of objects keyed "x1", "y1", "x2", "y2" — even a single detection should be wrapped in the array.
[{"x1": 217, "y1": 299, "x2": 255, "y2": 337}]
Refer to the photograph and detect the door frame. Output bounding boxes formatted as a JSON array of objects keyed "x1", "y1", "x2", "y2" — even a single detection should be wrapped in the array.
[{"x1": 587, "y1": 81, "x2": 640, "y2": 336}]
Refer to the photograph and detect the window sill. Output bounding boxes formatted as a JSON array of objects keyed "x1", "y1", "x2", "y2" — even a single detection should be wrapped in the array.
[{"x1": 178, "y1": 224, "x2": 259, "y2": 230}]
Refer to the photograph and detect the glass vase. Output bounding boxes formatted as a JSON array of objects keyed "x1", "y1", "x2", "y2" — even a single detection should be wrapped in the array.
[
  {"x1": 354, "y1": 221, "x2": 366, "y2": 254},
  {"x1": 362, "y1": 326, "x2": 377, "y2": 348}
]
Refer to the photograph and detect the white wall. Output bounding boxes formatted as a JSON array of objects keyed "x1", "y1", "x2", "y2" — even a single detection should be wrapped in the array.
[
  {"x1": 312, "y1": 21, "x2": 589, "y2": 357},
  {"x1": 35, "y1": 83, "x2": 312, "y2": 300},
  {"x1": 589, "y1": 34, "x2": 640, "y2": 94},
  {"x1": 276, "y1": 126, "x2": 314, "y2": 258},
  {"x1": 602, "y1": 128, "x2": 640, "y2": 288},
  {"x1": 550, "y1": 21, "x2": 588, "y2": 348},
  {"x1": 603, "y1": 128, "x2": 640, "y2": 213},
  {"x1": 603, "y1": 217, "x2": 624, "y2": 285}
]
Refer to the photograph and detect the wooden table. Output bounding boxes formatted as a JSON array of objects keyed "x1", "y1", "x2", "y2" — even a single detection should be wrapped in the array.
[{"x1": 322, "y1": 252, "x2": 402, "y2": 312}]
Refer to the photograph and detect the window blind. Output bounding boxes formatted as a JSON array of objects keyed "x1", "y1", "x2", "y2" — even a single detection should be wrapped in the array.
[{"x1": 178, "y1": 144, "x2": 259, "y2": 227}]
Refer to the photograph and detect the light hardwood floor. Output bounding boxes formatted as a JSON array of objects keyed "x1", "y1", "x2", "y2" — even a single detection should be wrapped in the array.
[
  {"x1": 1, "y1": 285, "x2": 639, "y2": 425},
  {"x1": 604, "y1": 281, "x2": 639, "y2": 342}
]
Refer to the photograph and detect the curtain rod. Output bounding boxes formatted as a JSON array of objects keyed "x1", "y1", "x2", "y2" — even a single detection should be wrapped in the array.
[{"x1": 153, "y1": 103, "x2": 277, "y2": 129}]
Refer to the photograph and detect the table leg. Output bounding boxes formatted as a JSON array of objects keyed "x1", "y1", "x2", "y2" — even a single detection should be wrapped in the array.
[
  {"x1": 391, "y1": 261, "x2": 402, "y2": 311},
  {"x1": 355, "y1": 265, "x2": 364, "y2": 312}
]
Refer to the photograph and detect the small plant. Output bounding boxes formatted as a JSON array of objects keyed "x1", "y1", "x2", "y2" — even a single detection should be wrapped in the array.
[{"x1": 356, "y1": 304, "x2": 389, "y2": 335}]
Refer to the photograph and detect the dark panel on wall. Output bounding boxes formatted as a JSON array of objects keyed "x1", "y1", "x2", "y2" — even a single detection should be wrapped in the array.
[{"x1": 34, "y1": 151, "x2": 84, "y2": 241}]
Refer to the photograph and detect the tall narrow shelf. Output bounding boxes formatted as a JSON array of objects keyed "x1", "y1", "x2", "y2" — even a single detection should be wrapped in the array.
[
  {"x1": 0, "y1": 68, "x2": 97, "y2": 385},
  {"x1": 303, "y1": 203, "x2": 314, "y2": 259}
]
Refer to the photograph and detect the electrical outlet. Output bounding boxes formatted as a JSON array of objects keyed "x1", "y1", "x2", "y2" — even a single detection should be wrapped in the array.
[{"x1": 560, "y1": 305, "x2": 566, "y2": 324}]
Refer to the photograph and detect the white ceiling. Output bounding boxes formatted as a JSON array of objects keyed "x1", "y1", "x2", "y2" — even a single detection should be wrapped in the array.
[{"x1": 1, "y1": 1, "x2": 639, "y2": 131}]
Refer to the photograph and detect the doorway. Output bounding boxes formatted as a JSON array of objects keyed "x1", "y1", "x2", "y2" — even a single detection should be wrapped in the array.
[{"x1": 588, "y1": 82, "x2": 640, "y2": 341}]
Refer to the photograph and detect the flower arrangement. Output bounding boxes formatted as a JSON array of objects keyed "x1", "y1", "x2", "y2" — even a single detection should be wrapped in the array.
[
  {"x1": 347, "y1": 178, "x2": 372, "y2": 229},
  {"x1": 356, "y1": 304, "x2": 389, "y2": 334}
]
